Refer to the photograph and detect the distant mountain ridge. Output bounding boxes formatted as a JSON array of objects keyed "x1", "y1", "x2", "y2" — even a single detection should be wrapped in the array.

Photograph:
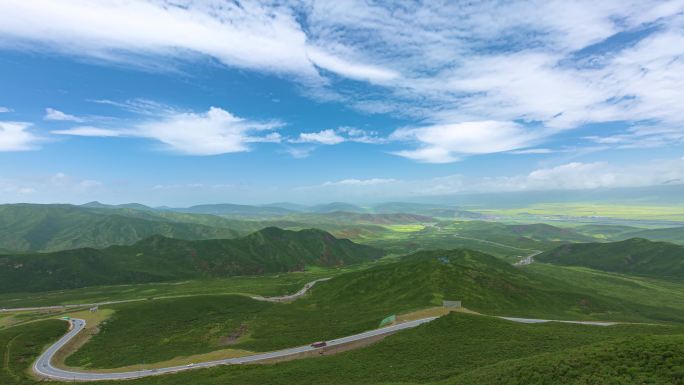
[
  {"x1": 81, "y1": 200, "x2": 482, "y2": 218},
  {"x1": 0, "y1": 227, "x2": 385, "y2": 293},
  {"x1": 537, "y1": 238, "x2": 684, "y2": 279},
  {"x1": 0, "y1": 204, "x2": 243, "y2": 252}
]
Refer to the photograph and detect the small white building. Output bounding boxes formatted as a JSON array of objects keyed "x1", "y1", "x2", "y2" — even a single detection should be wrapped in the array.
[{"x1": 442, "y1": 300, "x2": 462, "y2": 309}]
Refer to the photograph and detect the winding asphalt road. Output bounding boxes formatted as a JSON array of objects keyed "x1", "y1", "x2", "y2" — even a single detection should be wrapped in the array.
[
  {"x1": 1, "y1": 278, "x2": 330, "y2": 314},
  {"x1": 250, "y1": 277, "x2": 331, "y2": 302},
  {"x1": 32, "y1": 312, "x2": 618, "y2": 381},
  {"x1": 33, "y1": 316, "x2": 438, "y2": 381}
]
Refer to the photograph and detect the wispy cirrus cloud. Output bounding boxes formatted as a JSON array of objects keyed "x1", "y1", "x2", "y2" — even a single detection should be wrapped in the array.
[
  {"x1": 390, "y1": 121, "x2": 541, "y2": 163},
  {"x1": 300, "y1": 1, "x2": 684, "y2": 161},
  {"x1": 53, "y1": 106, "x2": 282, "y2": 155},
  {"x1": 0, "y1": 0, "x2": 399, "y2": 85},
  {"x1": 3, "y1": 1, "x2": 684, "y2": 163},
  {"x1": 44, "y1": 108, "x2": 84, "y2": 122}
]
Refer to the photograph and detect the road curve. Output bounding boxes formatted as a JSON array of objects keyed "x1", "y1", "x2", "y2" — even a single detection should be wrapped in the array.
[
  {"x1": 34, "y1": 316, "x2": 438, "y2": 381},
  {"x1": 33, "y1": 312, "x2": 620, "y2": 381},
  {"x1": 2, "y1": 278, "x2": 331, "y2": 314},
  {"x1": 250, "y1": 277, "x2": 331, "y2": 302}
]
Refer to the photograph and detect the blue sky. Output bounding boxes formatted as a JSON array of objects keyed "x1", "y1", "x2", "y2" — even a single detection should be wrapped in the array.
[{"x1": 0, "y1": 1, "x2": 683, "y2": 206}]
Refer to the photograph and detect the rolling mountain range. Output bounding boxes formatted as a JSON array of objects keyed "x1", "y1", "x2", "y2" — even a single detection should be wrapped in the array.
[
  {"x1": 0, "y1": 203, "x2": 448, "y2": 253},
  {"x1": 0, "y1": 227, "x2": 384, "y2": 293},
  {"x1": 0, "y1": 204, "x2": 246, "y2": 252},
  {"x1": 83, "y1": 200, "x2": 485, "y2": 218}
]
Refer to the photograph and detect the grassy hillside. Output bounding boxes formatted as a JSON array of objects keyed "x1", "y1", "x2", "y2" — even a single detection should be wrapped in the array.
[
  {"x1": 0, "y1": 320, "x2": 68, "y2": 384},
  {"x1": 538, "y1": 238, "x2": 684, "y2": 279},
  {"x1": 61, "y1": 247, "x2": 684, "y2": 368},
  {"x1": 621, "y1": 226, "x2": 684, "y2": 244},
  {"x1": 361, "y1": 221, "x2": 599, "y2": 262},
  {"x1": 0, "y1": 227, "x2": 384, "y2": 293},
  {"x1": 6, "y1": 313, "x2": 684, "y2": 385},
  {"x1": 442, "y1": 221, "x2": 597, "y2": 246},
  {"x1": 0, "y1": 204, "x2": 243, "y2": 252},
  {"x1": 572, "y1": 224, "x2": 641, "y2": 239},
  {"x1": 309, "y1": 248, "x2": 684, "y2": 321},
  {"x1": 447, "y1": 334, "x2": 684, "y2": 385}
]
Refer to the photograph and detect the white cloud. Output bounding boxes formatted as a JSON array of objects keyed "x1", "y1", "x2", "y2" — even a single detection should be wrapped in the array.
[
  {"x1": 0, "y1": 121, "x2": 42, "y2": 151},
  {"x1": 301, "y1": 1, "x2": 684, "y2": 158},
  {"x1": 301, "y1": 157, "x2": 684, "y2": 199},
  {"x1": 88, "y1": 98, "x2": 181, "y2": 116},
  {"x1": 3, "y1": 1, "x2": 684, "y2": 162},
  {"x1": 52, "y1": 126, "x2": 122, "y2": 137},
  {"x1": 391, "y1": 121, "x2": 540, "y2": 163},
  {"x1": 393, "y1": 147, "x2": 458, "y2": 164},
  {"x1": 0, "y1": 0, "x2": 403, "y2": 85},
  {"x1": 282, "y1": 146, "x2": 315, "y2": 159},
  {"x1": 0, "y1": 172, "x2": 102, "y2": 202},
  {"x1": 288, "y1": 126, "x2": 385, "y2": 155},
  {"x1": 44, "y1": 108, "x2": 84, "y2": 122},
  {"x1": 510, "y1": 148, "x2": 554, "y2": 154},
  {"x1": 321, "y1": 178, "x2": 397, "y2": 187},
  {"x1": 137, "y1": 107, "x2": 281, "y2": 155},
  {"x1": 306, "y1": 47, "x2": 399, "y2": 83},
  {"x1": 293, "y1": 129, "x2": 345, "y2": 145},
  {"x1": 0, "y1": 1, "x2": 313, "y2": 78},
  {"x1": 0, "y1": 107, "x2": 11, "y2": 113},
  {"x1": 337, "y1": 126, "x2": 385, "y2": 144},
  {"x1": 485, "y1": 160, "x2": 684, "y2": 192},
  {"x1": 53, "y1": 106, "x2": 281, "y2": 155}
]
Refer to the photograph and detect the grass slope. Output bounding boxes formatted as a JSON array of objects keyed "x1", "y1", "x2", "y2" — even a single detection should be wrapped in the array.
[
  {"x1": 622, "y1": 226, "x2": 684, "y2": 244},
  {"x1": 8, "y1": 313, "x2": 684, "y2": 385},
  {"x1": 446, "y1": 334, "x2": 684, "y2": 385},
  {"x1": 538, "y1": 238, "x2": 684, "y2": 279},
  {"x1": 0, "y1": 319, "x2": 67, "y2": 384},
  {"x1": 0, "y1": 227, "x2": 384, "y2": 293},
  {"x1": 63, "y1": 248, "x2": 684, "y2": 368}
]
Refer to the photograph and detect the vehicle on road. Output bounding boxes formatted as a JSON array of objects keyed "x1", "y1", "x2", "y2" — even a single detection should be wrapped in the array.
[{"x1": 311, "y1": 341, "x2": 327, "y2": 348}]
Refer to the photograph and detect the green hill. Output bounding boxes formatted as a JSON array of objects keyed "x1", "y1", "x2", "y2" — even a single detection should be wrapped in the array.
[
  {"x1": 63, "y1": 248, "x2": 679, "y2": 369},
  {"x1": 0, "y1": 227, "x2": 384, "y2": 293},
  {"x1": 306, "y1": 249, "x2": 639, "y2": 321},
  {"x1": 0, "y1": 203, "x2": 402, "y2": 252},
  {"x1": 621, "y1": 226, "x2": 684, "y2": 244},
  {"x1": 447, "y1": 334, "x2": 684, "y2": 385},
  {"x1": 438, "y1": 221, "x2": 597, "y2": 250},
  {"x1": 6, "y1": 314, "x2": 684, "y2": 385},
  {"x1": 27, "y1": 248, "x2": 684, "y2": 370},
  {"x1": 537, "y1": 238, "x2": 684, "y2": 279},
  {"x1": 0, "y1": 204, "x2": 244, "y2": 252}
]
